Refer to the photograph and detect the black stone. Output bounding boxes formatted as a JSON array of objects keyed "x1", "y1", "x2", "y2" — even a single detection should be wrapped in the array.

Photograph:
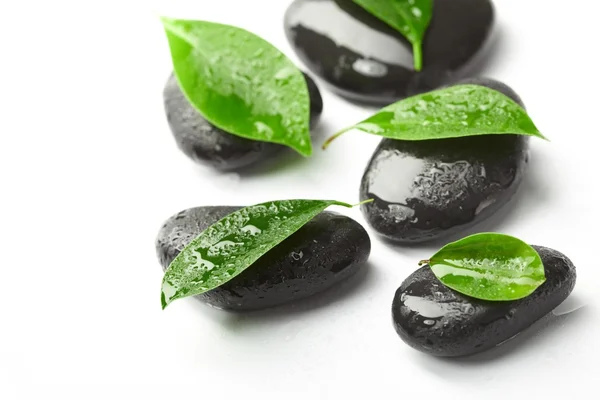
[
  {"x1": 359, "y1": 78, "x2": 528, "y2": 243},
  {"x1": 392, "y1": 245, "x2": 577, "y2": 357},
  {"x1": 156, "y1": 206, "x2": 370, "y2": 311},
  {"x1": 284, "y1": 0, "x2": 495, "y2": 104},
  {"x1": 163, "y1": 72, "x2": 323, "y2": 170}
]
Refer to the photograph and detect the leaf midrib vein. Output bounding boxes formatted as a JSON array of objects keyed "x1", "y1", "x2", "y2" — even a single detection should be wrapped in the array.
[{"x1": 390, "y1": 0, "x2": 418, "y2": 43}]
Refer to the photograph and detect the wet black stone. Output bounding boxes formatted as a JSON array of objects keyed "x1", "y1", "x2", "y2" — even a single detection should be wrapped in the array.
[
  {"x1": 284, "y1": 0, "x2": 495, "y2": 104},
  {"x1": 156, "y1": 206, "x2": 370, "y2": 311},
  {"x1": 359, "y1": 78, "x2": 528, "y2": 243},
  {"x1": 392, "y1": 245, "x2": 577, "y2": 357},
  {"x1": 164, "y1": 72, "x2": 323, "y2": 170}
]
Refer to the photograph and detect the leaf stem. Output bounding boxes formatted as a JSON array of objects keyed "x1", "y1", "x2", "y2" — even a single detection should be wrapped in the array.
[
  {"x1": 412, "y1": 41, "x2": 423, "y2": 71},
  {"x1": 418, "y1": 259, "x2": 430, "y2": 266},
  {"x1": 322, "y1": 128, "x2": 350, "y2": 150},
  {"x1": 353, "y1": 198, "x2": 374, "y2": 207}
]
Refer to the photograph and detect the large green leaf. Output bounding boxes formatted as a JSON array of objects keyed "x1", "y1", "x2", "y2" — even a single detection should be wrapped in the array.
[
  {"x1": 352, "y1": 0, "x2": 433, "y2": 71},
  {"x1": 161, "y1": 200, "x2": 356, "y2": 309},
  {"x1": 161, "y1": 18, "x2": 312, "y2": 156},
  {"x1": 323, "y1": 84, "x2": 546, "y2": 148},
  {"x1": 427, "y1": 233, "x2": 546, "y2": 301}
]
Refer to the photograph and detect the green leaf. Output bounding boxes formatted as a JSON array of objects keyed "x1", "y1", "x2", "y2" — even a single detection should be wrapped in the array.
[
  {"x1": 161, "y1": 199, "x2": 371, "y2": 309},
  {"x1": 352, "y1": 0, "x2": 433, "y2": 71},
  {"x1": 161, "y1": 17, "x2": 312, "y2": 156},
  {"x1": 323, "y1": 84, "x2": 546, "y2": 148},
  {"x1": 426, "y1": 233, "x2": 546, "y2": 301}
]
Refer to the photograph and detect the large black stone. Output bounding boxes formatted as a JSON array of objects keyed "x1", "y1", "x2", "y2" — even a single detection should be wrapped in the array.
[
  {"x1": 359, "y1": 78, "x2": 529, "y2": 243},
  {"x1": 156, "y1": 206, "x2": 370, "y2": 310},
  {"x1": 163, "y1": 72, "x2": 323, "y2": 170},
  {"x1": 284, "y1": 0, "x2": 495, "y2": 104},
  {"x1": 392, "y1": 245, "x2": 577, "y2": 357}
]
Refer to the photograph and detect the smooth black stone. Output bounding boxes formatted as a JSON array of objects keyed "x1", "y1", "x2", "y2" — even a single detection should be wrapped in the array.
[
  {"x1": 392, "y1": 245, "x2": 577, "y2": 357},
  {"x1": 156, "y1": 206, "x2": 370, "y2": 311},
  {"x1": 164, "y1": 72, "x2": 323, "y2": 170},
  {"x1": 359, "y1": 78, "x2": 528, "y2": 243},
  {"x1": 284, "y1": 0, "x2": 494, "y2": 104}
]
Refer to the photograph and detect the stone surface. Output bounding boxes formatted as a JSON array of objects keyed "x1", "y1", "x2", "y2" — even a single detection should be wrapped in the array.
[
  {"x1": 156, "y1": 206, "x2": 370, "y2": 311},
  {"x1": 359, "y1": 78, "x2": 529, "y2": 243},
  {"x1": 284, "y1": 0, "x2": 495, "y2": 104},
  {"x1": 392, "y1": 245, "x2": 577, "y2": 357},
  {"x1": 163, "y1": 72, "x2": 323, "y2": 170}
]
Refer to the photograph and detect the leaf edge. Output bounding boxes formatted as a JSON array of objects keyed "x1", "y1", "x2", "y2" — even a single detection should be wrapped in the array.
[
  {"x1": 428, "y1": 232, "x2": 547, "y2": 302},
  {"x1": 323, "y1": 84, "x2": 549, "y2": 148},
  {"x1": 160, "y1": 16, "x2": 314, "y2": 157},
  {"x1": 160, "y1": 199, "x2": 355, "y2": 309}
]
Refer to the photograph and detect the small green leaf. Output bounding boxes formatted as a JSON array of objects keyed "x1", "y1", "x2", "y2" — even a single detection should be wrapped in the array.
[
  {"x1": 161, "y1": 17, "x2": 312, "y2": 156},
  {"x1": 161, "y1": 199, "x2": 356, "y2": 309},
  {"x1": 428, "y1": 233, "x2": 546, "y2": 301},
  {"x1": 352, "y1": 0, "x2": 433, "y2": 71},
  {"x1": 323, "y1": 84, "x2": 546, "y2": 148}
]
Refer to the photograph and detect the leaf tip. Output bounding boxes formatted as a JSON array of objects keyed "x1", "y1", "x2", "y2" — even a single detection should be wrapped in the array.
[
  {"x1": 161, "y1": 280, "x2": 177, "y2": 310},
  {"x1": 159, "y1": 15, "x2": 174, "y2": 26},
  {"x1": 298, "y1": 143, "x2": 313, "y2": 157},
  {"x1": 161, "y1": 291, "x2": 169, "y2": 310},
  {"x1": 539, "y1": 132, "x2": 550, "y2": 142}
]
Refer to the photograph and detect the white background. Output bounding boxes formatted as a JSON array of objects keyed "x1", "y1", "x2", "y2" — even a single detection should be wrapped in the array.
[{"x1": 1, "y1": 0, "x2": 598, "y2": 399}]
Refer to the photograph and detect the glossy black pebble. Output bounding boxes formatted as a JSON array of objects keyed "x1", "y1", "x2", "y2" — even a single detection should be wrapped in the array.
[
  {"x1": 163, "y1": 72, "x2": 323, "y2": 170},
  {"x1": 156, "y1": 206, "x2": 370, "y2": 311},
  {"x1": 284, "y1": 0, "x2": 494, "y2": 104},
  {"x1": 360, "y1": 78, "x2": 529, "y2": 243},
  {"x1": 392, "y1": 245, "x2": 576, "y2": 357}
]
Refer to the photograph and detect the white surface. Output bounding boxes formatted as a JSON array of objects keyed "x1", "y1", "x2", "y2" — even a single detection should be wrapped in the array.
[{"x1": 0, "y1": 0, "x2": 598, "y2": 399}]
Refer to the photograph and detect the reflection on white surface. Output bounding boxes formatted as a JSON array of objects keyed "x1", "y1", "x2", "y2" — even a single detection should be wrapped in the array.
[{"x1": 552, "y1": 295, "x2": 586, "y2": 316}]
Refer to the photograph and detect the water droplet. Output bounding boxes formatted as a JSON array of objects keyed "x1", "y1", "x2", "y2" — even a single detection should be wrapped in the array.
[
  {"x1": 207, "y1": 240, "x2": 242, "y2": 257},
  {"x1": 462, "y1": 304, "x2": 475, "y2": 315},
  {"x1": 161, "y1": 281, "x2": 177, "y2": 302},
  {"x1": 241, "y1": 224, "x2": 261, "y2": 236},
  {"x1": 274, "y1": 66, "x2": 296, "y2": 85},
  {"x1": 254, "y1": 121, "x2": 274, "y2": 138}
]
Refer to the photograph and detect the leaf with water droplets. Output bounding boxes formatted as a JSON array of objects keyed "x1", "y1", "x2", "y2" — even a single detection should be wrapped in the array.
[
  {"x1": 323, "y1": 84, "x2": 546, "y2": 148},
  {"x1": 161, "y1": 199, "x2": 366, "y2": 309},
  {"x1": 426, "y1": 233, "x2": 546, "y2": 301},
  {"x1": 352, "y1": 0, "x2": 432, "y2": 71},
  {"x1": 161, "y1": 17, "x2": 312, "y2": 156}
]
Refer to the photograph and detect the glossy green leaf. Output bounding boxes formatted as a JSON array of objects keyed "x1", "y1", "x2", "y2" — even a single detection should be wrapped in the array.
[
  {"x1": 161, "y1": 199, "x2": 366, "y2": 309},
  {"x1": 323, "y1": 84, "x2": 546, "y2": 148},
  {"x1": 426, "y1": 233, "x2": 546, "y2": 301},
  {"x1": 161, "y1": 17, "x2": 312, "y2": 156},
  {"x1": 352, "y1": 0, "x2": 433, "y2": 71}
]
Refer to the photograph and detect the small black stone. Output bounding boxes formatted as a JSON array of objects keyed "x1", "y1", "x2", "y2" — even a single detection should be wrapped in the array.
[
  {"x1": 156, "y1": 206, "x2": 370, "y2": 311},
  {"x1": 284, "y1": 0, "x2": 495, "y2": 104},
  {"x1": 163, "y1": 72, "x2": 323, "y2": 170},
  {"x1": 359, "y1": 78, "x2": 529, "y2": 243},
  {"x1": 392, "y1": 245, "x2": 577, "y2": 357}
]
